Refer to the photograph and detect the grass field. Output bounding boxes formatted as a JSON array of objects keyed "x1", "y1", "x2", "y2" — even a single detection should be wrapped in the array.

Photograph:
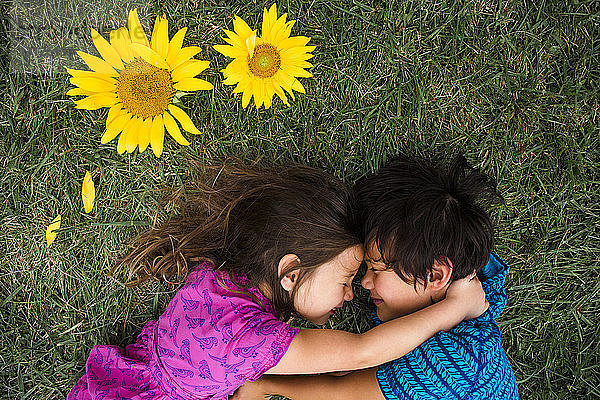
[{"x1": 1, "y1": 0, "x2": 599, "y2": 399}]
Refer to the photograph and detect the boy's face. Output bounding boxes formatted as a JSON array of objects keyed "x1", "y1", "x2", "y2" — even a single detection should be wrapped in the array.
[{"x1": 361, "y1": 242, "x2": 434, "y2": 322}]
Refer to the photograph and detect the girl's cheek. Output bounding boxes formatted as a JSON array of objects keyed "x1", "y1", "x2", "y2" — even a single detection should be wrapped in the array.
[{"x1": 374, "y1": 275, "x2": 384, "y2": 293}]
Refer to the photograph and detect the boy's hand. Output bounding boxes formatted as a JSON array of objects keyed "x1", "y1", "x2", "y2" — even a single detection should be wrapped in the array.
[
  {"x1": 445, "y1": 273, "x2": 489, "y2": 321},
  {"x1": 230, "y1": 379, "x2": 267, "y2": 400}
]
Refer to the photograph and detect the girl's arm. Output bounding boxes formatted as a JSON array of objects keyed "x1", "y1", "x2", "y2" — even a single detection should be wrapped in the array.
[{"x1": 266, "y1": 275, "x2": 488, "y2": 374}]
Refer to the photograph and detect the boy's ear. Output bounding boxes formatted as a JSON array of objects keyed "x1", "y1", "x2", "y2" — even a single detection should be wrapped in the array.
[
  {"x1": 278, "y1": 254, "x2": 301, "y2": 292},
  {"x1": 427, "y1": 258, "x2": 453, "y2": 291}
]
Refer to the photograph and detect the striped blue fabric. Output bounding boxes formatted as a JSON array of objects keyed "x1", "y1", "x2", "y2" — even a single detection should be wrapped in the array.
[{"x1": 375, "y1": 253, "x2": 519, "y2": 400}]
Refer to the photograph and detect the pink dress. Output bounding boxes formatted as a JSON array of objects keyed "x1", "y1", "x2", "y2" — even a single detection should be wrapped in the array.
[{"x1": 67, "y1": 262, "x2": 300, "y2": 400}]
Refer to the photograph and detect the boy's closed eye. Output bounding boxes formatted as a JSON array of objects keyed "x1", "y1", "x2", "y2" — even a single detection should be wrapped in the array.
[{"x1": 366, "y1": 263, "x2": 388, "y2": 273}]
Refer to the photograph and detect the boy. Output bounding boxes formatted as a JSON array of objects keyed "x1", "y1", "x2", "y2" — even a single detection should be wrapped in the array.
[{"x1": 233, "y1": 154, "x2": 519, "y2": 400}]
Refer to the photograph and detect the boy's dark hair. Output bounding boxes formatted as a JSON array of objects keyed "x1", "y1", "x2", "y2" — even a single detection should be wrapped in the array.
[
  {"x1": 355, "y1": 153, "x2": 502, "y2": 286},
  {"x1": 114, "y1": 160, "x2": 361, "y2": 321}
]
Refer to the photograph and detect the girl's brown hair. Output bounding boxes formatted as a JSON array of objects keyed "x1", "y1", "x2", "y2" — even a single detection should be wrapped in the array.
[{"x1": 113, "y1": 160, "x2": 361, "y2": 321}]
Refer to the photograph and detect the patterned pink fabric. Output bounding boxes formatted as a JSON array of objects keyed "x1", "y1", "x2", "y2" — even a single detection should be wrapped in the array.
[{"x1": 68, "y1": 262, "x2": 300, "y2": 400}]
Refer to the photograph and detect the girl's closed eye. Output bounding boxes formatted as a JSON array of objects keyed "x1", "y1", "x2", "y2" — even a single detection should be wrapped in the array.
[{"x1": 343, "y1": 273, "x2": 356, "y2": 286}]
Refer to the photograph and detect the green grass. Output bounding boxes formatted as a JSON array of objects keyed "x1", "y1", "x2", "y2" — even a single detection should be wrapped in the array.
[{"x1": 1, "y1": 0, "x2": 599, "y2": 399}]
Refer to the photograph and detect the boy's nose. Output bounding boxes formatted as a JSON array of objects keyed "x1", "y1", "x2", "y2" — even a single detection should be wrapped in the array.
[{"x1": 361, "y1": 269, "x2": 374, "y2": 289}]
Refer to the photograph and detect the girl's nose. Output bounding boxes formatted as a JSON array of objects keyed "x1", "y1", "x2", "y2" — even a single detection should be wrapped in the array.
[
  {"x1": 361, "y1": 269, "x2": 374, "y2": 290},
  {"x1": 344, "y1": 285, "x2": 354, "y2": 301}
]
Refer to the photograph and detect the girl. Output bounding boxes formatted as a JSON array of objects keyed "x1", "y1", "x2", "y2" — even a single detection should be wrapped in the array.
[{"x1": 68, "y1": 161, "x2": 487, "y2": 400}]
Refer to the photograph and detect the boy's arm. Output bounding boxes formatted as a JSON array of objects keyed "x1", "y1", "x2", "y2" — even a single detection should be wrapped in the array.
[
  {"x1": 266, "y1": 275, "x2": 487, "y2": 374},
  {"x1": 233, "y1": 368, "x2": 385, "y2": 400}
]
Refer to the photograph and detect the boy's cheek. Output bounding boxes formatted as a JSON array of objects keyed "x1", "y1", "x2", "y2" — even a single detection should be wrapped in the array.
[{"x1": 375, "y1": 304, "x2": 397, "y2": 322}]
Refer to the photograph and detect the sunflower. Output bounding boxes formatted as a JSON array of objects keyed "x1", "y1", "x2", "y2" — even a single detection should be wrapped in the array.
[
  {"x1": 214, "y1": 3, "x2": 314, "y2": 109},
  {"x1": 67, "y1": 9, "x2": 212, "y2": 157}
]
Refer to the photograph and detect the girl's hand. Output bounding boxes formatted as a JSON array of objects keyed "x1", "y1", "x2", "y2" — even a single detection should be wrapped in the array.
[
  {"x1": 230, "y1": 380, "x2": 267, "y2": 400},
  {"x1": 444, "y1": 273, "x2": 489, "y2": 321}
]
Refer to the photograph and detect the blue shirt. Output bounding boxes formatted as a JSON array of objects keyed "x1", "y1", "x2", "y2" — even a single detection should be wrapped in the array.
[{"x1": 375, "y1": 253, "x2": 519, "y2": 400}]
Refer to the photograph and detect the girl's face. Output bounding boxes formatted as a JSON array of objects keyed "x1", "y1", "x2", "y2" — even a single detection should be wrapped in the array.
[{"x1": 293, "y1": 245, "x2": 364, "y2": 325}]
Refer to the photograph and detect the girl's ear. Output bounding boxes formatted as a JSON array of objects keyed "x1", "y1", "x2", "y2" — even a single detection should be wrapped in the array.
[
  {"x1": 427, "y1": 258, "x2": 453, "y2": 291},
  {"x1": 278, "y1": 254, "x2": 301, "y2": 292}
]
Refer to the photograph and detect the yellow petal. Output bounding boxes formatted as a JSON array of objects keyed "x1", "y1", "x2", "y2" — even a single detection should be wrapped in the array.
[
  {"x1": 284, "y1": 65, "x2": 313, "y2": 78},
  {"x1": 138, "y1": 117, "x2": 152, "y2": 153},
  {"x1": 166, "y1": 27, "x2": 188, "y2": 67},
  {"x1": 262, "y1": 4, "x2": 278, "y2": 42},
  {"x1": 130, "y1": 43, "x2": 169, "y2": 69},
  {"x1": 222, "y1": 74, "x2": 242, "y2": 86},
  {"x1": 90, "y1": 28, "x2": 124, "y2": 70},
  {"x1": 173, "y1": 78, "x2": 214, "y2": 91},
  {"x1": 67, "y1": 88, "x2": 95, "y2": 96},
  {"x1": 222, "y1": 62, "x2": 247, "y2": 86},
  {"x1": 267, "y1": 13, "x2": 289, "y2": 44},
  {"x1": 278, "y1": 35, "x2": 311, "y2": 50},
  {"x1": 150, "y1": 114, "x2": 165, "y2": 157},
  {"x1": 273, "y1": 84, "x2": 289, "y2": 105},
  {"x1": 169, "y1": 46, "x2": 202, "y2": 70},
  {"x1": 281, "y1": 46, "x2": 315, "y2": 59},
  {"x1": 276, "y1": 70, "x2": 297, "y2": 100},
  {"x1": 292, "y1": 78, "x2": 306, "y2": 93},
  {"x1": 126, "y1": 117, "x2": 140, "y2": 153},
  {"x1": 297, "y1": 61, "x2": 314, "y2": 69},
  {"x1": 128, "y1": 8, "x2": 150, "y2": 46},
  {"x1": 213, "y1": 44, "x2": 247, "y2": 59},
  {"x1": 117, "y1": 130, "x2": 127, "y2": 154},
  {"x1": 74, "y1": 93, "x2": 118, "y2": 110},
  {"x1": 233, "y1": 16, "x2": 254, "y2": 39},
  {"x1": 264, "y1": 83, "x2": 274, "y2": 109},
  {"x1": 46, "y1": 215, "x2": 61, "y2": 248},
  {"x1": 171, "y1": 60, "x2": 210, "y2": 82},
  {"x1": 151, "y1": 15, "x2": 169, "y2": 59},
  {"x1": 273, "y1": 19, "x2": 295, "y2": 43},
  {"x1": 117, "y1": 118, "x2": 134, "y2": 154},
  {"x1": 168, "y1": 105, "x2": 201, "y2": 135},
  {"x1": 221, "y1": 29, "x2": 243, "y2": 47},
  {"x1": 76, "y1": 51, "x2": 118, "y2": 76},
  {"x1": 106, "y1": 105, "x2": 123, "y2": 127},
  {"x1": 66, "y1": 68, "x2": 115, "y2": 81},
  {"x1": 254, "y1": 81, "x2": 264, "y2": 109},
  {"x1": 163, "y1": 111, "x2": 190, "y2": 145},
  {"x1": 110, "y1": 28, "x2": 134, "y2": 63},
  {"x1": 232, "y1": 75, "x2": 251, "y2": 94},
  {"x1": 150, "y1": 15, "x2": 160, "y2": 51},
  {"x1": 241, "y1": 79, "x2": 253, "y2": 108},
  {"x1": 246, "y1": 31, "x2": 257, "y2": 58},
  {"x1": 82, "y1": 171, "x2": 95, "y2": 213},
  {"x1": 101, "y1": 113, "x2": 130, "y2": 144},
  {"x1": 268, "y1": 4, "x2": 278, "y2": 19},
  {"x1": 69, "y1": 76, "x2": 116, "y2": 93}
]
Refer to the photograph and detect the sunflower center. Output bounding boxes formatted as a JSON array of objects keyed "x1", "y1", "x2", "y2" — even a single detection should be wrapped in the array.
[
  {"x1": 248, "y1": 44, "x2": 281, "y2": 78},
  {"x1": 115, "y1": 58, "x2": 174, "y2": 119}
]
